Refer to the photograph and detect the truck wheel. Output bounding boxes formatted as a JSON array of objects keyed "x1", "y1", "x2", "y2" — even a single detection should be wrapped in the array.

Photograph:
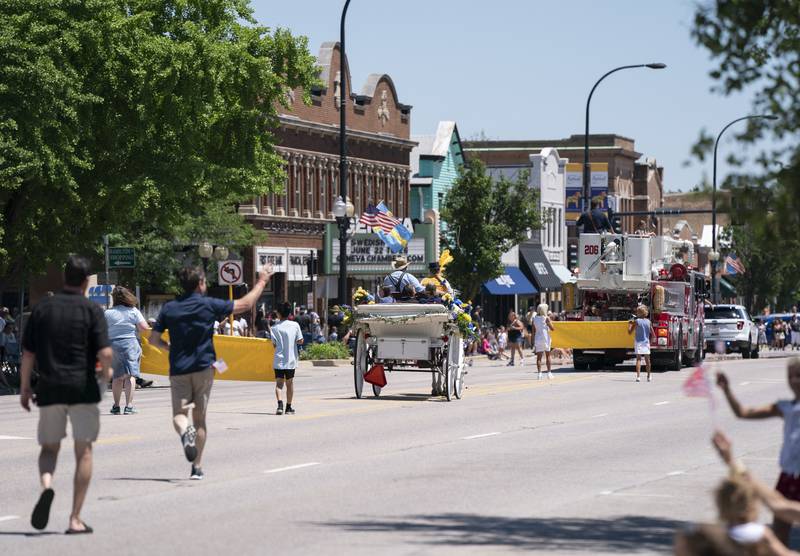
[
  {"x1": 670, "y1": 333, "x2": 683, "y2": 371},
  {"x1": 742, "y1": 341, "x2": 752, "y2": 359},
  {"x1": 574, "y1": 361, "x2": 589, "y2": 371},
  {"x1": 751, "y1": 342, "x2": 759, "y2": 359}
]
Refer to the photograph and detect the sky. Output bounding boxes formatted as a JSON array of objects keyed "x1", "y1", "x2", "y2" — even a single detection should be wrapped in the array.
[{"x1": 251, "y1": 0, "x2": 762, "y2": 192}]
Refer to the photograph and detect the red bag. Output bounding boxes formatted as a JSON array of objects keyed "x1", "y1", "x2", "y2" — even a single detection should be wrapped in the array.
[{"x1": 363, "y1": 364, "x2": 387, "y2": 387}]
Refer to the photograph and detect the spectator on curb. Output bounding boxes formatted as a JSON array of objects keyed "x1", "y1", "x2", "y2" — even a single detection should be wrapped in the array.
[{"x1": 20, "y1": 255, "x2": 113, "y2": 534}]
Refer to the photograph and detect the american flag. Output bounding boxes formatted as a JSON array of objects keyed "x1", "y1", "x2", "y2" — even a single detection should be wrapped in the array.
[
  {"x1": 360, "y1": 204, "x2": 380, "y2": 228},
  {"x1": 374, "y1": 201, "x2": 400, "y2": 233},
  {"x1": 725, "y1": 252, "x2": 746, "y2": 275}
]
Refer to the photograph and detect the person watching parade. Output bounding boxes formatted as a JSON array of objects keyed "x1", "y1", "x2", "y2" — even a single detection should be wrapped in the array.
[{"x1": 383, "y1": 255, "x2": 423, "y2": 297}]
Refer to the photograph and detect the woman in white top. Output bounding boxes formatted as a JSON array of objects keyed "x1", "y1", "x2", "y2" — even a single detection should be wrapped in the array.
[
  {"x1": 533, "y1": 303, "x2": 555, "y2": 379},
  {"x1": 105, "y1": 287, "x2": 149, "y2": 414}
]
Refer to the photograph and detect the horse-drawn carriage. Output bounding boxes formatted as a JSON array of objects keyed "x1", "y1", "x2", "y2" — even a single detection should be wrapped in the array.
[{"x1": 352, "y1": 303, "x2": 466, "y2": 401}]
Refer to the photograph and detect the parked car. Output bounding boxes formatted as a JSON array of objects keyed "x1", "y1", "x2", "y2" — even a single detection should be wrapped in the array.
[{"x1": 704, "y1": 304, "x2": 759, "y2": 358}]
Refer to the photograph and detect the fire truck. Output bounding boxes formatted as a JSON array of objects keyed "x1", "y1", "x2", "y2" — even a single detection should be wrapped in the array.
[{"x1": 563, "y1": 233, "x2": 708, "y2": 371}]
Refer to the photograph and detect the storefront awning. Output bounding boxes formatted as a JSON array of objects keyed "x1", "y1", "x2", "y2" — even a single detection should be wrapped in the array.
[
  {"x1": 551, "y1": 264, "x2": 574, "y2": 285},
  {"x1": 483, "y1": 267, "x2": 538, "y2": 296},
  {"x1": 519, "y1": 243, "x2": 562, "y2": 291}
]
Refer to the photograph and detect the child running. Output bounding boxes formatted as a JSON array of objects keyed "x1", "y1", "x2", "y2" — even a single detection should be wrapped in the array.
[
  {"x1": 716, "y1": 357, "x2": 800, "y2": 545},
  {"x1": 532, "y1": 303, "x2": 555, "y2": 380},
  {"x1": 628, "y1": 305, "x2": 653, "y2": 383}
]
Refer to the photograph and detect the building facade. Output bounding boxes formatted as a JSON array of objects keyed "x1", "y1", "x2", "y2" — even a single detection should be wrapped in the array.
[
  {"x1": 409, "y1": 121, "x2": 465, "y2": 233},
  {"x1": 240, "y1": 42, "x2": 417, "y2": 310}
]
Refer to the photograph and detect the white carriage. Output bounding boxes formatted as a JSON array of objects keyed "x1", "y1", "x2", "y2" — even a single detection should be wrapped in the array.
[{"x1": 352, "y1": 303, "x2": 466, "y2": 401}]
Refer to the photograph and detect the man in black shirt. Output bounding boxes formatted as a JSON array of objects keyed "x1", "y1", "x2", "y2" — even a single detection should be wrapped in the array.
[
  {"x1": 20, "y1": 256, "x2": 113, "y2": 534},
  {"x1": 576, "y1": 199, "x2": 613, "y2": 234}
]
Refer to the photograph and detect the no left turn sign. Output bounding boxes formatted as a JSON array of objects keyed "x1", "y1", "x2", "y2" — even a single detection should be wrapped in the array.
[{"x1": 217, "y1": 260, "x2": 244, "y2": 285}]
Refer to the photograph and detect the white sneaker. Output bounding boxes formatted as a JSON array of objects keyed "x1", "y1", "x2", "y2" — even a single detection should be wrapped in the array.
[
  {"x1": 537, "y1": 372, "x2": 542, "y2": 380},
  {"x1": 636, "y1": 377, "x2": 641, "y2": 382},
  {"x1": 548, "y1": 372, "x2": 553, "y2": 380}
]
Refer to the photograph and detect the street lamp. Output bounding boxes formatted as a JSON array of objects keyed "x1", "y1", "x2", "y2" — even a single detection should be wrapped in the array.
[
  {"x1": 582, "y1": 63, "x2": 666, "y2": 220},
  {"x1": 333, "y1": 195, "x2": 355, "y2": 303},
  {"x1": 338, "y1": 0, "x2": 353, "y2": 304},
  {"x1": 710, "y1": 114, "x2": 778, "y2": 303}
]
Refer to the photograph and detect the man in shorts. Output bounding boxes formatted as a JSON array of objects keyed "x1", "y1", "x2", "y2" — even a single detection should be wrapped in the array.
[
  {"x1": 270, "y1": 302, "x2": 303, "y2": 415},
  {"x1": 149, "y1": 264, "x2": 273, "y2": 479},
  {"x1": 20, "y1": 255, "x2": 113, "y2": 533}
]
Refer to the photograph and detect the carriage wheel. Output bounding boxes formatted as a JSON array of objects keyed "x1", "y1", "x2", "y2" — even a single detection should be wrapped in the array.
[
  {"x1": 449, "y1": 335, "x2": 465, "y2": 399},
  {"x1": 446, "y1": 334, "x2": 464, "y2": 400},
  {"x1": 372, "y1": 384, "x2": 382, "y2": 397},
  {"x1": 354, "y1": 329, "x2": 368, "y2": 399},
  {"x1": 444, "y1": 356, "x2": 453, "y2": 401}
]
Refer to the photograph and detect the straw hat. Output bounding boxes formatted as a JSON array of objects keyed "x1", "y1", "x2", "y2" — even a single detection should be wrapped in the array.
[{"x1": 392, "y1": 256, "x2": 409, "y2": 270}]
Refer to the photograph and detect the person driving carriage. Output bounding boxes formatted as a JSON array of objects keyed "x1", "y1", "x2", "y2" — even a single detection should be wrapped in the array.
[{"x1": 383, "y1": 256, "x2": 423, "y2": 300}]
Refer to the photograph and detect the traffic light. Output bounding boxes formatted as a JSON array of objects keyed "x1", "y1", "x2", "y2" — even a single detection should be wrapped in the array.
[
  {"x1": 306, "y1": 251, "x2": 317, "y2": 277},
  {"x1": 568, "y1": 243, "x2": 578, "y2": 270},
  {"x1": 608, "y1": 207, "x2": 622, "y2": 234}
]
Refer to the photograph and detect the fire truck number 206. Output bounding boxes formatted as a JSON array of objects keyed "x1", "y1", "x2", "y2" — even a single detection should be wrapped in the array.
[{"x1": 584, "y1": 245, "x2": 600, "y2": 255}]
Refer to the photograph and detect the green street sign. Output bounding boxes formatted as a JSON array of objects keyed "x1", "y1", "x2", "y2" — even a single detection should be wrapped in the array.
[{"x1": 109, "y1": 247, "x2": 135, "y2": 269}]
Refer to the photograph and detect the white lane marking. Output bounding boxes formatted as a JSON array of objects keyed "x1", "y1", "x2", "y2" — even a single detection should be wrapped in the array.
[
  {"x1": 654, "y1": 401, "x2": 670, "y2": 406},
  {"x1": 264, "y1": 462, "x2": 320, "y2": 474},
  {"x1": 0, "y1": 515, "x2": 19, "y2": 523},
  {"x1": 462, "y1": 432, "x2": 501, "y2": 440},
  {"x1": 667, "y1": 471, "x2": 685, "y2": 476},
  {"x1": 600, "y1": 490, "x2": 613, "y2": 495},
  {"x1": 592, "y1": 413, "x2": 609, "y2": 418},
  {"x1": 0, "y1": 435, "x2": 31, "y2": 440},
  {"x1": 740, "y1": 381, "x2": 751, "y2": 386}
]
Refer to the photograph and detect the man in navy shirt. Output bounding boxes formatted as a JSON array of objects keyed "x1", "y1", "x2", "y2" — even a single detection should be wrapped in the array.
[
  {"x1": 576, "y1": 199, "x2": 613, "y2": 234},
  {"x1": 150, "y1": 263, "x2": 273, "y2": 479}
]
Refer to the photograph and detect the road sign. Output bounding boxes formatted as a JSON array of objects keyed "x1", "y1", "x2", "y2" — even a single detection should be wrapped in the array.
[
  {"x1": 109, "y1": 247, "x2": 135, "y2": 269},
  {"x1": 218, "y1": 260, "x2": 244, "y2": 285}
]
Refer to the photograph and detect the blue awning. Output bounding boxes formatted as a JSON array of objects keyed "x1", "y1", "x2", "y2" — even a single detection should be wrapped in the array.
[{"x1": 483, "y1": 267, "x2": 538, "y2": 295}]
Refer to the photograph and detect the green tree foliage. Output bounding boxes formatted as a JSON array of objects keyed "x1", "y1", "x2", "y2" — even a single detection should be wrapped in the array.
[
  {"x1": 440, "y1": 159, "x2": 542, "y2": 301},
  {"x1": 691, "y1": 0, "x2": 800, "y2": 309},
  {"x1": 0, "y1": 0, "x2": 317, "y2": 288}
]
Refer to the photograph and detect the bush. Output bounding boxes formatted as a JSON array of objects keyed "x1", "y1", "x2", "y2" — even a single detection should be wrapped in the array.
[{"x1": 300, "y1": 342, "x2": 351, "y2": 360}]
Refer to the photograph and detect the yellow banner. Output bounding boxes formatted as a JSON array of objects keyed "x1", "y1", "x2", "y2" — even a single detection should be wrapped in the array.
[
  {"x1": 551, "y1": 321, "x2": 634, "y2": 349},
  {"x1": 141, "y1": 334, "x2": 277, "y2": 381}
]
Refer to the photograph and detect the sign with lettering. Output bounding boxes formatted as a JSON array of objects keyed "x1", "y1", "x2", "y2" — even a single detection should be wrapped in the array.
[
  {"x1": 324, "y1": 223, "x2": 435, "y2": 276},
  {"x1": 256, "y1": 248, "x2": 287, "y2": 273},
  {"x1": 565, "y1": 162, "x2": 608, "y2": 221}
]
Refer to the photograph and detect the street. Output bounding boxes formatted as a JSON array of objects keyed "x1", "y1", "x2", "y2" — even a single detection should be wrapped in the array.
[{"x1": 0, "y1": 354, "x2": 795, "y2": 555}]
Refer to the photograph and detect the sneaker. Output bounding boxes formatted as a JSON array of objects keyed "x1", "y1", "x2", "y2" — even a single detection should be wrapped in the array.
[
  {"x1": 276, "y1": 401, "x2": 284, "y2": 415},
  {"x1": 181, "y1": 425, "x2": 197, "y2": 462},
  {"x1": 123, "y1": 406, "x2": 137, "y2": 415},
  {"x1": 548, "y1": 372, "x2": 553, "y2": 380},
  {"x1": 537, "y1": 372, "x2": 543, "y2": 380},
  {"x1": 285, "y1": 405, "x2": 295, "y2": 415},
  {"x1": 136, "y1": 378, "x2": 154, "y2": 388},
  {"x1": 636, "y1": 377, "x2": 641, "y2": 382},
  {"x1": 507, "y1": 361, "x2": 514, "y2": 367},
  {"x1": 190, "y1": 465, "x2": 204, "y2": 480},
  {"x1": 647, "y1": 376, "x2": 652, "y2": 382},
  {"x1": 110, "y1": 405, "x2": 120, "y2": 415}
]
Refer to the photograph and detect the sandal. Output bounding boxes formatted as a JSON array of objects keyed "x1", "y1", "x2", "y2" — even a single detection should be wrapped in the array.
[
  {"x1": 31, "y1": 488, "x2": 55, "y2": 530},
  {"x1": 65, "y1": 523, "x2": 93, "y2": 535}
]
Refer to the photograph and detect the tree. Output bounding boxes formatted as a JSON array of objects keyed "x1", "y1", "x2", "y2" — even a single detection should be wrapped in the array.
[
  {"x1": 0, "y1": 0, "x2": 318, "y2": 290},
  {"x1": 690, "y1": 0, "x2": 800, "y2": 309},
  {"x1": 440, "y1": 159, "x2": 542, "y2": 301}
]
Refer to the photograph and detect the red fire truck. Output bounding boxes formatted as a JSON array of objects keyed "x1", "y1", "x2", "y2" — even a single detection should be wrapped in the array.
[{"x1": 564, "y1": 233, "x2": 708, "y2": 371}]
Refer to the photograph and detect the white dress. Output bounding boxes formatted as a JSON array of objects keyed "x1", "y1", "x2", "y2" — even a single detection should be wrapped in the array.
[{"x1": 533, "y1": 315, "x2": 551, "y2": 353}]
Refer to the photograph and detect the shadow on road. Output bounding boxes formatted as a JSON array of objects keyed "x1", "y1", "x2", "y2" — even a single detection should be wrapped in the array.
[
  {"x1": 322, "y1": 394, "x2": 447, "y2": 403},
  {"x1": 317, "y1": 513, "x2": 686, "y2": 553}
]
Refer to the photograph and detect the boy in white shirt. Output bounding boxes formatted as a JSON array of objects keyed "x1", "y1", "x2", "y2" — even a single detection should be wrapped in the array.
[{"x1": 270, "y1": 302, "x2": 304, "y2": 415}]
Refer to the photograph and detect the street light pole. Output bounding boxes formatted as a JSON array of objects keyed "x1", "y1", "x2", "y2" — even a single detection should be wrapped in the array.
[
  {"x1": 582, "y1": 63, "x2": 666, "y2": 220},
  {"x1": 710, "y1": 114, "x2": 777, "y2": 303},
  {"x1": 338, "y1": 0, "x2": 352, "y2": 305}
]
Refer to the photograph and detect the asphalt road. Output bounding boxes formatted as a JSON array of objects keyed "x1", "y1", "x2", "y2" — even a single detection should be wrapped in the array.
[{"x1": 0, "y1": 352, "x2": 797, "y2": 555}]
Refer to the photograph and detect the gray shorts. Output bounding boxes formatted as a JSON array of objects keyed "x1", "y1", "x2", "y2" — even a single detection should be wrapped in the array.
[
  {"x1": 170, "y1": 368, "x2": 214, "y2": 416},
  {"x1": 38, "y1": 403, "x2": 100, "y2": 445}
]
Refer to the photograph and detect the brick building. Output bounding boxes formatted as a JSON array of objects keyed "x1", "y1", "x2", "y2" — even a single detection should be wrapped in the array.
[
  {"x1": 240, "y1": 41, "x2": 417, "y2": 310},
  {"x1": 463, "y1": 134, "x2": 662, "y2": 234},
  {"x1": 632, "y1": 158, "x2": 665, "y2": 236}
]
